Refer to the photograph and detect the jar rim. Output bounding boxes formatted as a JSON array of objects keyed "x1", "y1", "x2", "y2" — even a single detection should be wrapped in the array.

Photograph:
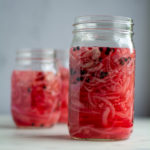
[
  {"x1": 73, "y1": 15, "x2": 133, "y2": 26},
  {"x1": 16, "y1": 48, "x2": 55, "y2": 54},
  {"x1": 73, "y1": 15, "x2": 133, "y2": 34},
  {"x1": 16, "y1": 48, "x2": 56, "y2": 63}
]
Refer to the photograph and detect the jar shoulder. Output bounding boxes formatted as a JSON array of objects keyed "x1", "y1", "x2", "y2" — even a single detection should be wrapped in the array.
[{"x1": 71, "y1": 33, "x2": 134, "y2": 50}]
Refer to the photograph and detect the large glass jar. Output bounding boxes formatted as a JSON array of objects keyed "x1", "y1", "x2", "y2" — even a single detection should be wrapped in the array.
[
  {"x1": 68, "y1": 15, "x2": 135, "y2": 140},
  {"x1": 56, "y1": 49, "x2": 69, "y2": 123},
  {"x1": 11, "y1": 49, "x2": 62, "y2": 128}
]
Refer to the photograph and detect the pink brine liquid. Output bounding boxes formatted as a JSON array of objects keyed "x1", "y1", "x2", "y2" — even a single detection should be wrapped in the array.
[
  {"x1": 69, "y1": 46, "x2": 135, "y2": 140},
  {"x1": 11, "y1": 70, "x2": 61, "y2": 127},
  {"x1": 59, "y1": 67, "x2": 69, "y2": 123}
]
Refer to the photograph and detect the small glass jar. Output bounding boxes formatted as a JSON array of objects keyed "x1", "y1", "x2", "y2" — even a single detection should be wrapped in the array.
[
  {"x1": 68, "y1": 15, "x2": 135, "y2": 140},
  {"x1": 11, "y1": 49, "x2": 62, "y2": 128},
  {"x1": 56, "y1": 49, "x2": 69, "y2": 123}
]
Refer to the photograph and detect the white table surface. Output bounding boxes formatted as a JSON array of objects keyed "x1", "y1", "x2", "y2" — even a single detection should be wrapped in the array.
[{"x1": 0, "y1": 115, "x2": 149, "y2": 150}]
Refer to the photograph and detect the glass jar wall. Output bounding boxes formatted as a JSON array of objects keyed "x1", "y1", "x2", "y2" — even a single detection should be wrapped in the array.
[
  {"x1": 68, "y1": 15, "x2": 135, "y2": 140},
  {"x1": 56, "y1": 49, "x2": 69, "y2": 123},
  {"x1": 11, "y1": 49, "x2": 61, "y2": 128}
]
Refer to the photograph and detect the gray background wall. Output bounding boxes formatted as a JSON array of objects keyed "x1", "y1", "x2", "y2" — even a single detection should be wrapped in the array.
[{"x1": 0, "y1": 0, "x2": 150, "y2": 116}]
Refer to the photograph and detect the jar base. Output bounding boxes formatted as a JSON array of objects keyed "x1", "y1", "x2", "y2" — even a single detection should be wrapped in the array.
[
  {"x1": 15, "y1": 125, "x2": 54, "y2": 129},
  {"x1": 71, "y1": 136, "x2": 130, "y2": 141},
  {"x1": 11, "y1": 109, "x2": 60, "y2": 128},
  {"x1": 69, "y1": 126, "x2": 132, "y2": 141}
]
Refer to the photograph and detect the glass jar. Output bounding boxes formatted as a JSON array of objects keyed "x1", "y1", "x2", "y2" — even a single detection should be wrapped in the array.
[
  {"x1": 68, "y1": 15, "x2": 135, "y2": 140},
  {"x1": 56, "y1": 49, "x2": 69, "y2": 123},
  {"x1": 11, "y1": 49, "x2": 62, "y2": 128}
]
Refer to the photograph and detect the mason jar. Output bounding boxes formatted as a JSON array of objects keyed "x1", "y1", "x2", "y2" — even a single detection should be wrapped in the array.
[
  {"x1": 68, "y1": 15, "x2": 136, "y2": 140},
  {"x1": 56, "y1": 49, "x2": 69, "y2": 123},
  {"x1": 11, "y1": 49, "x2": 62, "y2": 128}
]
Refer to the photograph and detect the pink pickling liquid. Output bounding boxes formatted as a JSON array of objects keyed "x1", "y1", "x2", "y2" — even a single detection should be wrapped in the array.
[
  {"x1": 69, "y1": 46, "x2": 135, "y2": 140},
  {"x1": 11, "y1": 70, "x2": 61, "y2": 127},
  {"x1": 58, "y1": 67, "x2": 69, "y2": 123}
]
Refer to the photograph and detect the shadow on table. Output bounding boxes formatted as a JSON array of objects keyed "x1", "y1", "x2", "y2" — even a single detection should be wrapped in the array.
[
  {"x1": 15, "y1": 134, "x2": 122, "y2": 142},
  {"x1": 29, "y1": 134, "x2": 72, "y2": 141},
  {"x1": 0, "y1": 124, "x2": 16, "y2": 129},
  {"x1": 14, "y1": 133, "x2": 73, "y2": 142}
]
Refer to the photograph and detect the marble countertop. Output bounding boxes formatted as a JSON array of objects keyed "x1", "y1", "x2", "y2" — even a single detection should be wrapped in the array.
[{"x1": 0, "y1": 115, "x2": 150, "y2": 150}]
